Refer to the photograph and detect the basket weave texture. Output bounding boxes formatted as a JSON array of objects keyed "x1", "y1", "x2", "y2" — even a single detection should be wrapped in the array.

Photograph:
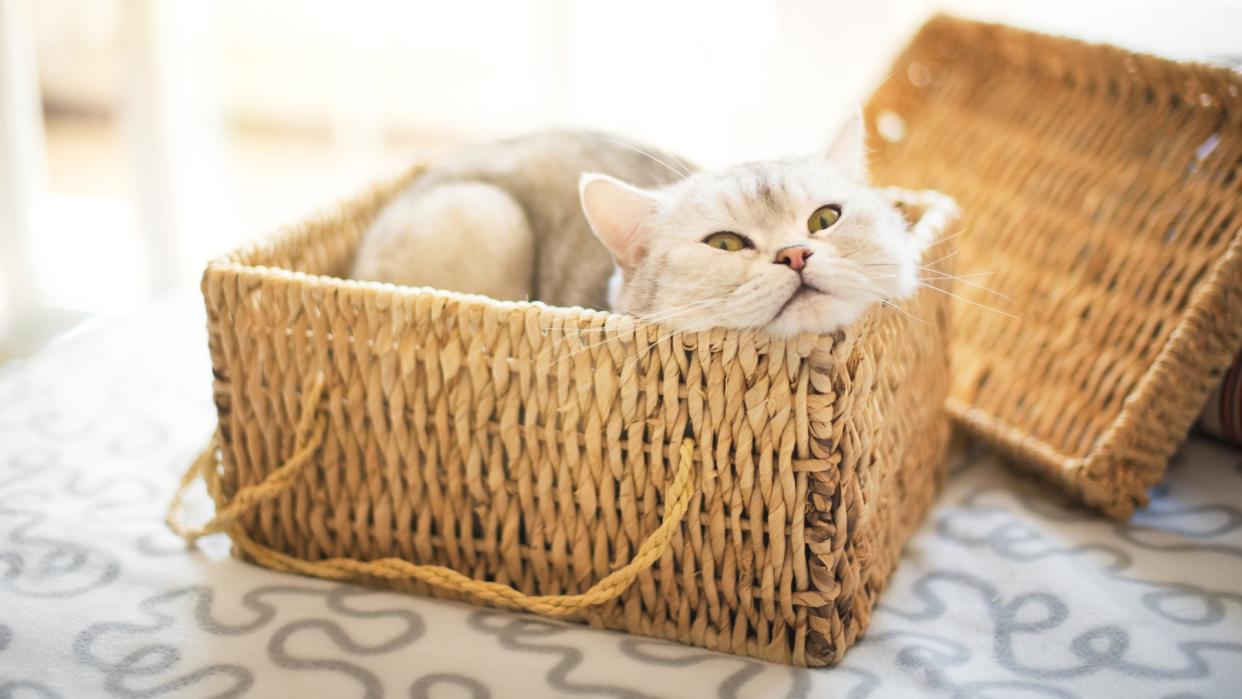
[
  {"x1": 194, "y1": 170, "x2": 956, "y2": 667},
  {"x1": 867, "y1": 16, "x2": 1242, "y2": 518}
]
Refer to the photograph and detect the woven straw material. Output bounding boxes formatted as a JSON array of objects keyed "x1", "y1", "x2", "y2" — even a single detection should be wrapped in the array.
[
  {"x1": 193, "y1": 169, "x2": 956, "y2": 667},
  {"x1": 867, "y1": 16, "x2": 1242, "y2": 519}
]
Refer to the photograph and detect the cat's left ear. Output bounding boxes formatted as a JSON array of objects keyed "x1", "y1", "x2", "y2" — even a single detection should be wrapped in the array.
[
  {"x1": 823, "y1": 110, "x2": 869, "y2": 183},
  {"x1": 580, "y1": 173, "x2": 661, "y2": 273}
]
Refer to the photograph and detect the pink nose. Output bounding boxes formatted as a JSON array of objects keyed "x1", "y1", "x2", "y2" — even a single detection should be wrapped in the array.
[{"x1": 775, "y1": 245, "x2": 813, "y2": 271}]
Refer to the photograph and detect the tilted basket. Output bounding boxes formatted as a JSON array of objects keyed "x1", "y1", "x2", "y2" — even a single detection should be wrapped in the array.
[
  {"x1": 170, "y1": 166, "x2": 958, "y2": 667},
  {"x1": 866, "y1": 16, "x2": 1242, "y2": 518}
]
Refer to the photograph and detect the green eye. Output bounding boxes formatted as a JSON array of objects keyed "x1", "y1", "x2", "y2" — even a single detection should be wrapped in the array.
[
  {"x1": 704, "y1": 231, "x2": 749, "y2": 251},
  {"x1": 808, "y1": 204, "x2": 842, "y2": 233}
]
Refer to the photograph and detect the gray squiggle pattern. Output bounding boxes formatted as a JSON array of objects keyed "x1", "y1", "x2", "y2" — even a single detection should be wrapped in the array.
[
  {"x1": 409, "y1": 673, "x2": 491, "y2": 699},
  {"x1": 0, "y1": 497, "x2": 121, "y2": 598},
  {"x1": 468, "y1": 611, "x2": 663, "y2": 699},
  {"x1": 73, "y1": 585, "x2": 425, "y2": 698},
  {"x1": 615, "y1": 639, "x2": 785, "y2": 699},
  {"x1": 0, "y1": 303, "x2": 1239, "y2": 697}
]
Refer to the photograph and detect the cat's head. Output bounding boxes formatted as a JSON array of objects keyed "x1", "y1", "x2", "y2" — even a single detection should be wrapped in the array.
[{"x1": 579, "y1": 114, "x2": 921, "y2": 337}]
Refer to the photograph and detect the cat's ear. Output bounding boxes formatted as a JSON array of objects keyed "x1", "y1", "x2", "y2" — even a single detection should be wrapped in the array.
[
  {"x1": 823, "y1": 110, "x2": 869, "y2": 183},
  {"x1": 579, "y1": 173, "x2": 660, "y2": 273}
]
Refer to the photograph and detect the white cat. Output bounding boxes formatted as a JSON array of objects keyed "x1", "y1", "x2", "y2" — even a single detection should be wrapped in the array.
[{"x1": 353, "y1": 114, "x2": 920, "y2": 337}]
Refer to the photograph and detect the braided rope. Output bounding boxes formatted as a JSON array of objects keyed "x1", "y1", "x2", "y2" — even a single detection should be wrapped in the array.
[
  {"x1": 166, "y1": 372, "x2": 697, "y2": 617},
  {"x1": 166, "y1": 373, "x2": 327, "y2": 540}
]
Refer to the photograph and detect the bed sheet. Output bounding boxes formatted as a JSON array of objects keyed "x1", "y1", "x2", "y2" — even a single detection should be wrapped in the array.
[{"x1": 1, "y1": 304, "x2": 1239, "y2": 698}]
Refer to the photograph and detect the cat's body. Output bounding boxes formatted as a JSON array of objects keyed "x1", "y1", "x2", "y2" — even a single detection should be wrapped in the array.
[
  {"x1": 353, "y1": 120, "x2": 921, "y2": 337},
  {"x1": 353, "y1": 130, "x2": 690, "y2": 310}
]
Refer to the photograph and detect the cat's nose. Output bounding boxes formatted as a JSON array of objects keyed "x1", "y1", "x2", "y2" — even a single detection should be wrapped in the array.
[{"x1": 775, "y1": 245, "x2": 813, "y2": 271}]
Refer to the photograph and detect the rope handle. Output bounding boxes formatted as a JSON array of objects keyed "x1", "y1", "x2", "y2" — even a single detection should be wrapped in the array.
[{"x1": 166, "y1": 373, "x2": 698, "y2": 617}]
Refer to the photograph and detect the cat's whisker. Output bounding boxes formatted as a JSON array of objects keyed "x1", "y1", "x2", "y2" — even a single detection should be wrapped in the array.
[
  {"x1": 582, "y1": 305, "x2": 720, "y2": 336},
  {"x1": 544, "y1": 330, "x2": 636, "y2": 366},
  {"x1": 919, "y1": 269, "x2": 995, "y2": 280},
  {"x1": 562, "y1": 314, "x2": 698, "y2": 337},
  {"x1": 913, "y1": 282, "x2": 1020, "y2": 320},
  {"x1": 665, "y1": 151, "x2": 694, "y2": 179},
  {"x1": 542, "y1": 298, "x2": 728, "y2": 365},
  {"x1": 631, "y1": 297, "x2": 729, "y2": 322},
  {"x1": 540, "y1": 296, "x2": 726, "y2": 336},
  {"x1": 921, "y1": 274, "x2": 1010, "y2": 300},
  {"x1": 818, "y1": 281, "x2": 928, "y2": 326},
  {"x1": 865, "y1": 269, "x2": 1012, "y2": 301},
  {"x1": 552, "y1": 320, "x2": 688, "y2": 367},
  {"x1": 542, "y1": 311, "x2": 702, "y2": 342},
  {"x1": 834, "y1": 241, "x2": 872, "y2": 262},
  {"x1": 601, "y1": 138, "x2": 691, "y2": 178},
  {"x1": 827, "y1": 284, "x2": 929, "y2": 326},
  {"x1": 862, "y1": 262, "x2": 991, "y2": 279},
  {"x1": 860, "y1": 262, "x2": 991, "y2": 283},
  {"x1": 853, "y1": 267, "x2": 1017, "y2": 319},
  {"x1": 881, "y1": 300, "x2": 929, "y2": 326},
  {"x1": 923, "y1": 227, "x2": 971, "y2": 247},
  {"x1": 919, "y1": 246, "x2": 962, "y2": 269},
  {"x1": 637, "y1": 307, "x2": 736, "y2": 356}
]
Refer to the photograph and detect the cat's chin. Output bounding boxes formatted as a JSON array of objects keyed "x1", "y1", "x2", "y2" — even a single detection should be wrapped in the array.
[{"x1": 761, "y1": 295, "x2": 868, "y2": 338}]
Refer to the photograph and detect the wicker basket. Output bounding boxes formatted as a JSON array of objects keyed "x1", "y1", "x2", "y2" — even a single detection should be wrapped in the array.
[
  {"x1": 866, "y1": 16, "x2": 1242, "y2": 519},
  {"x1": 169, "y1": 170, "x2": 957, "y2": 667}
]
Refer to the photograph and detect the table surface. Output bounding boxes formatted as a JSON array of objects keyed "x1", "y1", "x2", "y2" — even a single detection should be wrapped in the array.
[{"x1": 2, "y1": 303, "x2": 1239, "y2": 698}]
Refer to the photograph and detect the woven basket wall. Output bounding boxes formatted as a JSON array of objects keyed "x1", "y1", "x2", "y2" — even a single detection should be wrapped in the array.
[
  {"x1": 197, "y1": 168, "x2": 957, "y2": 667},
  {"x1": 867, "y1": 16, "x2": 1242, "y2": 519}
]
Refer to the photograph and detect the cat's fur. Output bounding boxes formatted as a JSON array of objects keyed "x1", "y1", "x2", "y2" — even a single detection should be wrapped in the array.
[
  {"x1": 353, "y1": 130, "x2": 689, "y2": 311},
  {"x1": 352, "y1": 117, "x2": 919, "y2": 336}
]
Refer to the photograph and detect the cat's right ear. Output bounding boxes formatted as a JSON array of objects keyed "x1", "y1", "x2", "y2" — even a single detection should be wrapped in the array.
[
  {"x1": 823, "y1": 110, "x2": 869, "y2": 183},
  {"x1": 579, "y1": 173, "x2": 660, "y2": 273}
]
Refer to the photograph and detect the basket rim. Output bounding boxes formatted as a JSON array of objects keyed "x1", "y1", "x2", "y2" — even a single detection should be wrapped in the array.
[
  {"x1": 1076, "y1": 234, "x2": 1240, "y2": 510},
  {"x1": 923, "y1": 13, "x2": 1242, "y2": 115},
  {"x1": 202, "y1": 184, "x2": 959, "y2": 347}
]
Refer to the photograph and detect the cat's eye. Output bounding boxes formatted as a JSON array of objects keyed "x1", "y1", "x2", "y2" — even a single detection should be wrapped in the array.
[
  {"x1": 703, "y1": 232, "x2": 750, "y2": 252},
  {"x1": 808, "y1": 204, "x2": 842, "y2": 233}
]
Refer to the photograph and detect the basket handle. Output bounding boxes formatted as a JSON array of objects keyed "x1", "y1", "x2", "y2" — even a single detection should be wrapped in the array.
[{"x1": 166, "y1": 373, "x2": 698, "y2": 617}]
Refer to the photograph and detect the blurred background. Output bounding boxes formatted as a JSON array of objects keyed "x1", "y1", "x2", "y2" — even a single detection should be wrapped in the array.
[{"x1": 2, "y1": 0, "x2": 1240, "y2": 362}]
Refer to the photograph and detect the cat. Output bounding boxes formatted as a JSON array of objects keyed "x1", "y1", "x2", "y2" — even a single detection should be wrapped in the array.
[{"x1": 351, "y1": 114, "x2": 920, "y2": 337}]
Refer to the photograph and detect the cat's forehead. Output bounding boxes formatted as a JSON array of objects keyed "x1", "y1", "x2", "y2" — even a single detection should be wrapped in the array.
[{"x1": 679, "y1": 160, "x2": 855, "y2": 226}]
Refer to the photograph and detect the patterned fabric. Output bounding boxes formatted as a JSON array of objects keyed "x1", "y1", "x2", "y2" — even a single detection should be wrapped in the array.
[{"x1": 1, "y1": 301, "x2": 1240, "y2": 697}]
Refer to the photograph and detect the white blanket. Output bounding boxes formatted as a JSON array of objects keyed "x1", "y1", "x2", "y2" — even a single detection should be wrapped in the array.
[{"x1": 2, "y1": 303, "x2": 1239, "y2": 698}]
